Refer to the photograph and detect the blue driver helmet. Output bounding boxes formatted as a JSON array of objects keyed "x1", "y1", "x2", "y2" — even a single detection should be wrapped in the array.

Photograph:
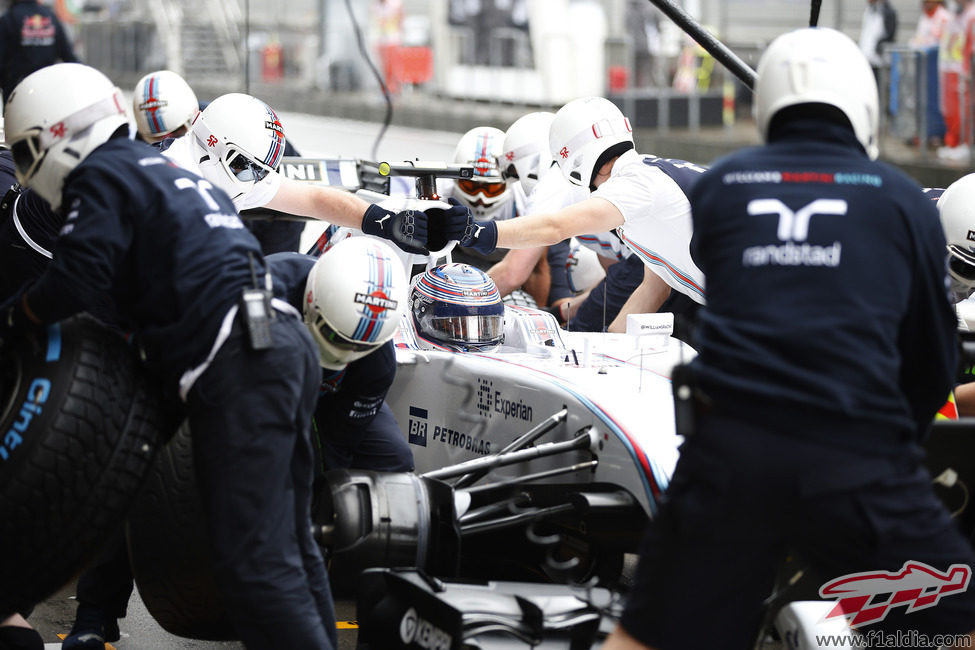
[{"x1": 410, "y1": 263, "x2": 505, "y2": 352}]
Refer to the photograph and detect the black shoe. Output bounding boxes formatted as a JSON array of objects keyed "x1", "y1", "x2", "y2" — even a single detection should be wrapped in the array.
[
  {"x1": 0, "y1": 625, "x2": 43, "y2": 650},
  {"x1": 62, "y1": 603, "x2": 120, "y2": 649}
]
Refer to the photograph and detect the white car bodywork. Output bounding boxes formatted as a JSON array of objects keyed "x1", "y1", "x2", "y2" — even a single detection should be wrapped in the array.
[{"x1": 387, "y1": 305, "x2": 692, "y2": 518}]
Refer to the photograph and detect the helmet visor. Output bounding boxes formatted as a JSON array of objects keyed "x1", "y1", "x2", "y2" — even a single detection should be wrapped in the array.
[
  {"x1": 228, "y1": 152, "x2": 273, "y2": 183},
  {"x1": 10, "y1": 131, "x2": 45, "y2": 182},
  {"x1": 427, "y1": 314, "x2": 504, "y2": 345},
  {"x1": 948, "y1": 245, "x2": 975, "y2": 283},
  {"x1": 457, "y1": 178, "x2": 507, "y2": 198},
  {"x1": 311, "y1": 314, "x2": 377, "y2": 353}
]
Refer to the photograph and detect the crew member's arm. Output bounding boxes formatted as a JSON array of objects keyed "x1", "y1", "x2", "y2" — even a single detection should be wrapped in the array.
[
  {"x1": 450, "y1": 197, "x2": 624, "y2": 255},
  {"x1": 488, "y1": 247, "x2": 546, "y2": 297},
  {"x1": 495, "y1": 198, "x2": 623, "y2": 249},
  {"x1": 266, "y1": 177, "x2": 431, "y2": 254},
  {"x1": 265, "y1": 177, "x2": 373, "y2": 228},
  {"x1": 607, "y1": 266, "x2": 672, "y2": 333}
]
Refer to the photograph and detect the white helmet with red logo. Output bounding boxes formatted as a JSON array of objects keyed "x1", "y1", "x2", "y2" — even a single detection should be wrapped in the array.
[
  {"x1": 549, "y1": 96, "x2": 633, "y2": 191},
  {"x1": 132, "y1": 70, "x2": 200, "y2": 143},
  {"x1": 190, "y1": 93, "x2": 286, "y2": 200},
  {"x1": 451, "y1": 126, "x2": 514, "y2": 221},
  {"x1": 4, "y1": 63, "x2": 130, "y2": 209},
  {"x1": 501, "y1": 111, "x2": 556, "y2": 195},
  {"x1": 938, "y1": 174, "x2": 975, "y2": 301},
  {"x1": 303, "y1": 237, "x2": 408, "y2": 369}
]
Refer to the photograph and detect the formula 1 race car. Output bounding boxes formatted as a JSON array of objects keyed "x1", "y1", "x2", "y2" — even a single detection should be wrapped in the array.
[{"x1": 121, "y1": 296, "x2": 693, "y2": 641}]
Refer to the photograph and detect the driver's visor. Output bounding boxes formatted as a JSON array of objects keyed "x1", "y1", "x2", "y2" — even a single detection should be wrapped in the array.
[{"x1": 428, "y1": 314, "x2": 503, "y2": 343}]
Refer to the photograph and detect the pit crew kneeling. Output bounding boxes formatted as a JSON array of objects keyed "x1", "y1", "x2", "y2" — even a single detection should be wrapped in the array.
[{"x1": 267, "y1": 236, "x2": 414, "y2": 474}]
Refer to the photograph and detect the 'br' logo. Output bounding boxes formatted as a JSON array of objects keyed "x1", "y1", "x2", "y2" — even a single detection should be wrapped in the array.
[
  {"x1": 207, "y1": 135, "x2": 218, "y2": 147},
  {"x1": 407, "y1": 406, "x2": 428, "y2": 447}
]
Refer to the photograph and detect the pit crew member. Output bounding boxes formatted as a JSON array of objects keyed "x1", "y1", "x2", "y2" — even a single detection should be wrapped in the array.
[
  {"x1": 937, "y1": 173, "x2": 975, "y2": 415},
  {"x1": 487, "y1": 110, "x2": 667, "y2": 333},
  {"x1": 160, "y1": 92, "x2": 462, "y2": 257},
  {"x1": 603, "y1": 27, "x2": 975, "y2": 649},
  {"x1": 444, "y1": 124, "x2": 573, "y2": 310},
  {"x1": 443, "y1": 96, "x2": 706, "y2": 330},
  {"x1": 2, "y1": 63, "x2": 338, "y2": 650},
  {"x1": 268, "y1": 237, "x2": 414, "y2": 472},
  {"x1": 131, "y1": 72, "x2": 312, "y2": 255}
]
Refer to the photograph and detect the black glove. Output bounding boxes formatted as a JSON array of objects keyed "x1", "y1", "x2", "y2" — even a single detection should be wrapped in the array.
[
  {"x1": 361, "y1": 204, "x2": 429, "y2": 255},
  {"x1": 431, "y1": 198, "x2": 498, "y2": 255}
]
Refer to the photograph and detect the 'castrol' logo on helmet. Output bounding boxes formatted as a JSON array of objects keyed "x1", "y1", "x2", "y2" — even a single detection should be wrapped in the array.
[{"x1": 355, "y1": 291, "x2": 398, "y2": 314}]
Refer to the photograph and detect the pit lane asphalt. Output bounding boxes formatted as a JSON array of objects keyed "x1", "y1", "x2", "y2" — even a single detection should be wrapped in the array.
[{"x1": 24, "y1": 111, "x2": 461, "y2": 649}]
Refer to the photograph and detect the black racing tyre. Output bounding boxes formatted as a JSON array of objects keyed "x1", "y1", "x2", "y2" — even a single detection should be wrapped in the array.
[
  {"x1": 126, "y1": 422, "x2": 234, "y2": 641},
  {"x1": 0, "y1": 314, "x2": 166, "y2": 614}
]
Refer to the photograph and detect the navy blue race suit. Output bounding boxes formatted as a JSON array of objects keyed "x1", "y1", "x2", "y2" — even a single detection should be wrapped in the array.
[
  {"x1": 0, "y1": 149, "x2": 64, "y2": 301},
  {"x1": 618, "y1": 117, "x2": 975, "y2": 649},
  {"x1": 266, "y1": 251, "x2": 413, "y2": 472},
  {"x1": 4, "y1": 136, "x2": 337, "y2": 649},
  {"x1": 0, "y1": 0, "x2": 77, "y2": 106}
]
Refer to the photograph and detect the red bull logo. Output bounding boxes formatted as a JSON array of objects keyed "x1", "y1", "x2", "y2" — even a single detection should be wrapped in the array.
[{"x1": 819, "y1": 561, "x2": 971, "y2": 628}]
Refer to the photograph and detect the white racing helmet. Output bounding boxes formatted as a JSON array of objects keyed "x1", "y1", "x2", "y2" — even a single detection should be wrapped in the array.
[
  {"x1": 190, "y1": 93, "x2": 287, "y2": 201},
  {"x1": 755, "y1": 27, "x2": 879, "y2": 159},
  {"x1": 410, "y1": 263, "x2": 505, "y2": 352},
  {"x1": 938, "y1": 174, "x2": 975, "y2": 301},
  {"x1": 303, "y1": 237, "x2": 408, "y2": 369},
  {"x1": 501, "y1": 111, "x2": 556, "y2": 195},
  {"x1": 549, "y1": 96, "x2": 633, "y2": 191},
  {"x1": 4, "y1": 63, "x2": 130, "y2": 209},
  {"x1": 132, "y1": 70, "x2": 200, "y2": 143},
  {"x1": 452, "y1": 126, "x2": 513, "y2": 221}
]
